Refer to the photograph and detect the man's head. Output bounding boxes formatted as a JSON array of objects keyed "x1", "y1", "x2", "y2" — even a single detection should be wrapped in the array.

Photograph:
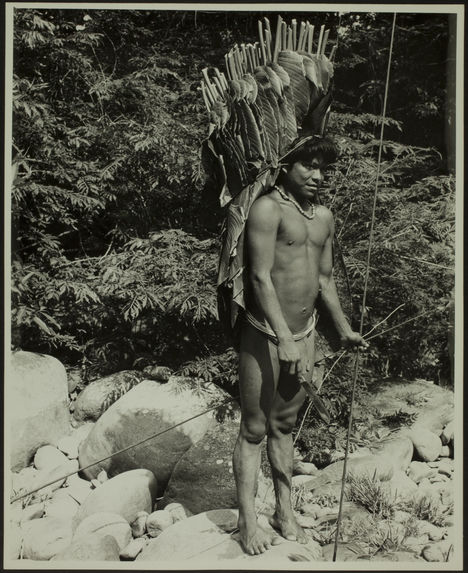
[{"x1": 277, "y1": 136, "x2": 338, "y2": 203}]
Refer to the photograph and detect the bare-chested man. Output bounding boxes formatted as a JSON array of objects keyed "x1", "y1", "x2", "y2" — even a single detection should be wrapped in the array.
[{"x1": 233, "y1": 137, "x2": 368, "y2": 555}]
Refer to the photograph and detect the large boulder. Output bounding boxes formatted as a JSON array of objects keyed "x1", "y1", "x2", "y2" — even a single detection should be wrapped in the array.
[
  {"x1": 9, "y1": 351, "x2": 70, "y2": 471},
  {"x1": 137, "y1": 509, "x2": 322, "y2": 563},
  {"x1": 72, "y1": 370, "x2": 146, "y2": 423},
  {"x1": 161, "y1": 406, "x2": 240, "y2": 514},
  {"x1": 72, "y1": 469, "x2": 157, "y2": 528},
  {"x1": 78, "y1": 379, "x2": 225, "y2": 493}
]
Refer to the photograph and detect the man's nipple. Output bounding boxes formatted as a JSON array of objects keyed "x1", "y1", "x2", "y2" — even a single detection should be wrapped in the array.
[{"x1": 287, "y1": 240, "x2": 294, "y2": 245}]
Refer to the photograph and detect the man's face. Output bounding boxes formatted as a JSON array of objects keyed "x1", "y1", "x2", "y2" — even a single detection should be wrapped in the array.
[{"x1": 283, "y1": 153, "x2": 329, "y2": 203}]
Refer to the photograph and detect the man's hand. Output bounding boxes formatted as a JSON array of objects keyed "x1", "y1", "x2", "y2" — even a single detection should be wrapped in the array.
[
  {"x1": 340, "y1": 331, "x2": 369, "y2": 350},
  {"x1": 277, "y1": 339, "x2": 303, "y2": 376}
]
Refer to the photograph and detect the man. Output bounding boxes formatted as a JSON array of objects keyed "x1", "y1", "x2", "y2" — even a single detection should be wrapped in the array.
[{"x1": 233, "y1": 136, "x2": 368, "y2": 555}]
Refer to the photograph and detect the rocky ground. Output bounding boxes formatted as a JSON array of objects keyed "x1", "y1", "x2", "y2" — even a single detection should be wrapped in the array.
[{"x1": 6, "y1": 351, "x2": 458, "y2": 565}]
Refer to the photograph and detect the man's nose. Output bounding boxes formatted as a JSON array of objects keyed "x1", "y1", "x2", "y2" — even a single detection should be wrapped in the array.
[{"x1": 310, "y1": 169, "x2": 323, "y2": 182}]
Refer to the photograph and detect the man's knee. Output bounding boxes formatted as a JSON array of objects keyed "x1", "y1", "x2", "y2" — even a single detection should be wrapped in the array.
[
  {"x1": 269, "y1": 415, "x2": 296, "y2": 437},
  {"x1": 240, "y1": 419, "x2": 267, "y2": 444}
]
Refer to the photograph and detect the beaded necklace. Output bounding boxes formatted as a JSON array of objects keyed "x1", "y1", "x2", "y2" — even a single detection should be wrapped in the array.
[{"x1": 274, "y1": 185, "x2": 316, "y2": 220}]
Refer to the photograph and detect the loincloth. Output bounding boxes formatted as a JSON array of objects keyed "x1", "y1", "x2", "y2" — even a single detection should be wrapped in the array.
[{"x1": 244, "y1": 310, "x2": 317, "y2": 345}]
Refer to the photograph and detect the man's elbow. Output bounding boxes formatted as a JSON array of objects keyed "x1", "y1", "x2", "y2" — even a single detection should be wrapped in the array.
[{"x1": 250, "y1": 270, "x2": 271, "y2": 290}]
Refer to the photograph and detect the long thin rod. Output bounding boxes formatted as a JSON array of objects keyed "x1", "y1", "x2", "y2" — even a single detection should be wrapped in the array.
[{"x1": 332, "y1": 13, "x2": 397, "y2": 562}]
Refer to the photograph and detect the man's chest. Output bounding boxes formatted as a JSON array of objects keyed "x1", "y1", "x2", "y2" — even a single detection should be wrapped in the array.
[{"x1": 277, "y1": 211, "x2": 329, "y2": 249}]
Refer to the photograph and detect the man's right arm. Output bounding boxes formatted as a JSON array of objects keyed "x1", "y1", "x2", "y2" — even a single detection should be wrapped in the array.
[{"x1": 246, "y1": 196, "x2": 303, "y2": 376}]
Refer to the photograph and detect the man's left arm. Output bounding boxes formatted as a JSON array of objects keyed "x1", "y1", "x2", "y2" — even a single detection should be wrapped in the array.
[{"x1": 318, "y1": 208, "x2": 368, "y2": 349}]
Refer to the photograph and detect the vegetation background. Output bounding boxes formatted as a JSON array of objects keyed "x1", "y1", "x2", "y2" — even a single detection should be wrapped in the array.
[{"x1": 10, "y1": 8, "x2": 456, "y2": 460}]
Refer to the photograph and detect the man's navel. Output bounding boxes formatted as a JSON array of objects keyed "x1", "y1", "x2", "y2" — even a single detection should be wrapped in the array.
[{"x1": 287, "y1": 240, "x2": 294, "y2": 245}]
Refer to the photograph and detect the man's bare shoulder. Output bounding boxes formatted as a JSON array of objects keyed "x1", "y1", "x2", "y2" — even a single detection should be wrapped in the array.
[
  {"x1": 248, "y1": 193, "x2": 282, "y2": 225},
  {"x1": 316, "y1": 204, "x2": 335, "y2": 226}
]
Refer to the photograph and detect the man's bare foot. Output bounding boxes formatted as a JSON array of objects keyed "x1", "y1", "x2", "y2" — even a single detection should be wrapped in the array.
[
  {"x1": 237, "y1": 516, "x2": 275, "y2": 555},
  {"x1": 269, "y1": 512, "x2": 309, "y2": 544}
]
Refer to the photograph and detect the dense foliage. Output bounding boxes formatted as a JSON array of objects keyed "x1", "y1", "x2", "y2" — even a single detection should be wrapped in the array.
[{"x1": 11, "y1": 7, "x2": 455, "y2": 408}]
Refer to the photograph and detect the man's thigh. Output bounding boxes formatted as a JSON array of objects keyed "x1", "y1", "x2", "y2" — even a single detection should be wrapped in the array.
[{"x1": 238, "y1": 323, "x2": 281, "y2": 422}]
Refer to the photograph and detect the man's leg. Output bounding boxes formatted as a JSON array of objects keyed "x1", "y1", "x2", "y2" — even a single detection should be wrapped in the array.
[
  {"x1": 267, "y1": 336, "x2": 312, "y2": 543},
  {"x1": 233, "y1": 324, "x2": 280, "y2": 555}
]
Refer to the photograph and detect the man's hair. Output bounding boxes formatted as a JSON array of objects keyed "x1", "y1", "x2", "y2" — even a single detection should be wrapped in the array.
[{"x1": 282, "y1": 136, "x2": 338, "y2": 168}]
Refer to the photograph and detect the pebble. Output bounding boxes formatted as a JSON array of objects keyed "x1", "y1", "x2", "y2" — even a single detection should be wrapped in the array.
[
  {"x1": 34, "y1": 445, "x2": 68, "y2": 471},
  {"x1": 440, "y1": 421, "x2": 454, "y2": 445},
  {"x1": 164, "y1": 502, "x2": 192, "y2": 523},
  {"x1": 97, "y1": 470, "x2": 108, "y2": 484},
  {"x1": 56, "y1": 436, "x2": 79, "y2": 459},
  {"x1": 407, "y1": 461, "x2": 437, "y2": 484},
  {"x1": 422, "y1": 541, "x2": 454, "y2": 562},
  {"x1": 131, "y1": 511, "x2": 148, "y2": 538},
  {"x1": 146, "y1": 510, "x2": 173, "y2": 538},
  {"x1": 439, "y1": 445, "x2": 451, "y2": 457},
  {"x1": 393, "y1": 510, "x2": 412, "y2": 524},
  {"x1": 120, "y1": 537, "x2": 147, "y2": 560},
  {"x1": 437, "y1": 460, "x2": 453, "y2": 477},
  {"x1": 416, "y1": 520, "x2": 446, "y2": 541},
  {"x1": 293, "y1": 461, "x2": 318, "y2": 476},
  {"x1": 74, "y1": 512, "x2": 132, "y2": 550}
]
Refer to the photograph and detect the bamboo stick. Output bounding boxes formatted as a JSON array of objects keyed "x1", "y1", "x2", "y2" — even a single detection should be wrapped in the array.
[
  {"x1": 241, "y1": 44, "x2": 249, "y2": 73},
  {"x1": 220, "y1": 71, "x2": 229, "y2": 90},
  {"x1": 308, "y1": 24, "x2": 314, "y2": 54},
  {"x1": 273, "y1": 15, "x2": 283, "y2": 61},
  {"x1": 258, "y1": 20, "x2": 267, "y2": 64},
  {"x1": 233, "y1": 46, "x2": 243, "y2": 77},
  {"x1": 203, "y1": 80, "x2": 215, "y2": 105},
  {"x1": 329, "y1": 44, "x2": 337, "y2": 62},
  {"x1": 227, "y1": 52, "x2": 237, "y2": 80},
  {"x1": 321, "y1": 29, "x2": 330, "y2": 56},
  {"x1": 317, "y1": 24, "x2": 325, "y2": 55},
  {"x1": 298, "y1": 21, "x2": 306, "y2": 52},
  {"x1": 287, "y1": 27, "x2": 292, "y2": 51},
  {"x1": 224, "y1": 54, "x2": 232, "y2": 80},
  {"x1": 212, "y1": 75, "x2": 225, "y2": 99},
  {"x1": 201, "y1": 83, "x2": 211, "y2": 111},
  {"x1": 265, "y1": 28, "x2": 273, "y2": 62},
  {"x1": 292, "y1": 19, "x2": 297, "y2": 50},
  {"x1": 202, "y1": 68, "x2": 218, "y2": 101},
  {"x1": 215, "y1": 67, "x2": 228, "y2": 90},
  {"x1": 282, "y1": 21, "x2": 287, "y2": 51}
]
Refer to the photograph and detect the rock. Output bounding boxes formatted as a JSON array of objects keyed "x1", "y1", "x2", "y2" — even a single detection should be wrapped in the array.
[
  {"x1": 402, "y1": 534, "x2": 429, "y2": 554},
  {"x1": 368, "y1": 436, "x2": 414, "y2": 472},
  {"x1": 384, "y1": 470, "x2": 419, "y2": 500},
  {"x1": 73, "y1": 469, "x2": 157, "y2": 528},
  {"x1": 9, "y1": 351, "x2": 70, "y2": 471},
  {"x1": 322, "y1": 542, "x2": 362, "y2": 561},
  {"x1": 296, "y1": 515, "x2": 317, "y2": 529},
  {"x1": 79, "y1": 379, "x2": 224, "y2": 493},
  {"x1": 365, "y1": 378, "x2": 453, "y2": 436},
  {"x1": 407, "y1": 461, "x2": 437, "y2": 484},
  {"x1": 22, "y1": 517, "x2": 73, "y2": 560},
  {"x1": 440, "y1": 421, "x2": 454, "y2": 445},
  {"x1": 293, "y1": 461, "x2": 318, "y2": 476},
  {"x1": 164, "y1": 502, "x2": 192, "y2": 523},
  {"x1": 416, "y1": 520, "x2": 446, "y2": 541},
  {"x1": 66, "y1": 367, "x2": 82, "y2": 394},
  {"x1": 53, "y1": 533, "x2": 120, "y2": 561},
  {"x1": 143, "y1": 365, "x2": 173, "y2": 382},
  {"x1": 5, "y1": 521, "x2": 23, "y2": 560},
  {"x1": 437, "y1": 459, "x2": 453, "y2": 477},
  {"x1": 422, "y1": 541, "x2": 454, "y2": 562},
  {"x1": 292, "y1": 474, "x2": 317, "y2": 487},
  {"x1": 10, "y1": 466, "x2": 39, "y2": 498},
  {"x1": 369, "y1": 550, "x2": 424, "y2": 562},
  {"x1": 439, "y1": 445, "x2": 451, "y2": 457},
  {"x1": 44, "y1": 489, "x2": 80, "y2": 521},
  {"x1": 137, "y1": 509, "x2": 322, "y2": 563},
  {"x1": 407, "y1": 426, "x2": 442, "y2": 462},
  {"x1": 65, "y1": 475, "x2": 93, "y2": 504},
  {"x1": 72, "y1": 370, "x2": 146, "y2": 423},
  {"x1": 393, "y1": 509, "x2": 412, "y2": 523},
  {"x1": 300, "y1": 502, "x2": 322, "y2": 519},
  {"x1": 97, "y1": 469, "x2": 108, "y2": 483},
  {"x1": 146, "y1": 510, "x2": 174, "y2": 537},
  {"x1": 161, "y1": 406, "x2": 240, "y2": 513},
  {"x1": 120, "y1": 537, "x2": 148, "y2": 560},
  {"x1": 74, "y1": 512, "x2": 132, "y2": 549},
  {"x1": 30, "y1": 459, "x2": 79, "y2": 499},
  {"x1": 20, "y1": 502, "x2": 45, "y2": 522},
  {"x1": 130, "y1": 511, "x2": 148, "y2": 538},
  {"x1": 34, "y1": 445, "x2": 69, "y2": 471},
  {"x1": 56, "y1": 436, "x2": 79, "y2": 459}
]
